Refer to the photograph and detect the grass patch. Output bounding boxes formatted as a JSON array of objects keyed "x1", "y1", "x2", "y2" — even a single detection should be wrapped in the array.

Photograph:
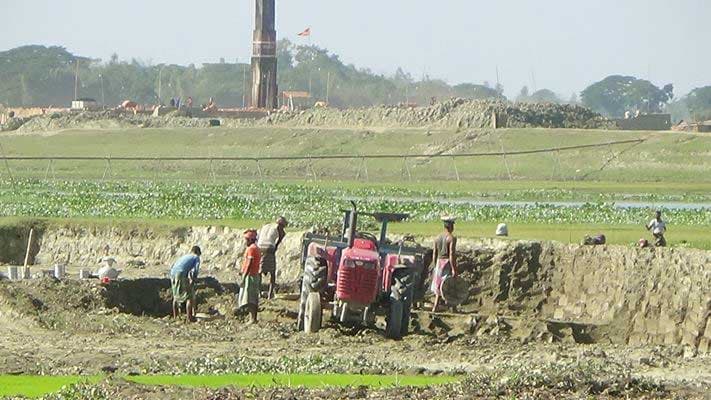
[
  {"x1": 390, "y1": 222, "x2": 711, "y2": 250},
  {"x1": 0, "y1": 374, "x2": 457, "y2": 397},
  {"x1": 2, "y1": 127, "x2": 710, "y2": 183},
  {"x1": 126, "y1": 373, "x2": 458, "y2": 388},
  {"x1": 0, "y1": 375, "x2": 100, "y2": 398}
]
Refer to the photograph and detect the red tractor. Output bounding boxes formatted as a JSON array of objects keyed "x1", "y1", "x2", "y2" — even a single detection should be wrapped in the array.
[{"x1": 297, "y1": 202, "x2": 430, "y2": 339}]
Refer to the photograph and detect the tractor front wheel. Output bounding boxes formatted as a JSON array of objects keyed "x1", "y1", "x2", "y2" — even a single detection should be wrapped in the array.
[{"x1": 304, "y1": 292, "x2": 322, "y2": 333}]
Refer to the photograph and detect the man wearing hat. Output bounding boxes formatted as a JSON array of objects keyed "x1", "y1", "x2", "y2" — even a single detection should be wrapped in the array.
[
  {"x1": 239, "y1": 229, "x2": 262, "y2": 324},
  {"x1": 431, "y1": 216, "x2": 458, "y2": 312},
  {"x1": 257, "y1": 216, "x2": 288, "y2": 299},
  {"x1": 170, "y1": 245, "x2": 201, "y2": 322}
]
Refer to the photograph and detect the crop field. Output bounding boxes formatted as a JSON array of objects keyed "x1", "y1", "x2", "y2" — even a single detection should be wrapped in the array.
[
  {"x1": 0, "y1": 126, "x2": 710, "y2": 249},
  {"x1": 1, "y1": 177, "x2": 709, "y2": 248}
]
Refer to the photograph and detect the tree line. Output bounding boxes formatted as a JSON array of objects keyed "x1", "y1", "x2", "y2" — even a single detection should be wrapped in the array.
[{"x1": 0, "y1": 44, "x2": 709, "y2": 121}]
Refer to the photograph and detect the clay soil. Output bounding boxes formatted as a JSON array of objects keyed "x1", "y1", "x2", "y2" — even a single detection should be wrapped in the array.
[{"x1": 1, "y1": 274, "x2": 710, "y2": 400}]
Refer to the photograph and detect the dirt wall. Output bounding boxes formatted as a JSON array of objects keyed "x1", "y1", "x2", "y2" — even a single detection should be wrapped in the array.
[
  {"x1": 454, "y1": 239, "x2": 711, "y2": 353},
  {"x1": 30, "y1": 225, "x2": 304, "y2": 283},
  {"x1": 4, "y1": 223, "x2": 709, "y2": 353}
]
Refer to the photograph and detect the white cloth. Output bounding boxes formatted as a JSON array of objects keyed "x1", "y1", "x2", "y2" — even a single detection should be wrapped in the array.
[
  {"x1": 648, "y1": 219, "x2": 666, "y2": 235},
  {"x1": 97, "y1": 266, "x2": 120, "y2": 280},
  {"x1": 99, "y1": 256, "x2": 116, "y2": 268},
  {"x1": 496, "y1": 223, "x2": 509, "y2": 236},
  {"x1": 257, "y1": 223, "x2": 281, "y2": 248}
]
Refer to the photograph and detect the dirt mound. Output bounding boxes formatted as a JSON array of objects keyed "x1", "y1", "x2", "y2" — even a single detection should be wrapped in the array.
[
  {"x1": 257, "y1": 99, "x2": 613, "y2": 129},
  {"x1": 9, "y1": 110, "x2": 216, "y2": 132},
  {"x1": 0, "y1": 277, "x2": 233, "y2": 329}
]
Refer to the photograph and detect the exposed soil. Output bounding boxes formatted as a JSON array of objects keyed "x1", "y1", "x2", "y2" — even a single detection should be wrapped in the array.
[
  {"x1": 1, "y1": 276, "x2": 710, "y2": 399},
  {"x1": 1, "y1": 223, "x2": 710, "y2": 399}
]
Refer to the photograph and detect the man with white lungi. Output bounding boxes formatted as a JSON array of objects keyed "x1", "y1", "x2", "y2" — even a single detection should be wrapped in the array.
[{"x1": 257, "y1": 216, "x2": 288, "y2": 299}]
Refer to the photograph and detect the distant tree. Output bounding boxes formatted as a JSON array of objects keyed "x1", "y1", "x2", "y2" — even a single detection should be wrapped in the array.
[
  {"x1": 685, "y1": 86, "x2": 711, "y2": 121},
  {"x1": 528, "y1": 89, "x2": 561, "y2": 104},
  {"x1": 568, "y1": 93, "x2": 579, "y2": 105},
  {"x1": 517, "y1": 86, "x2": 529, "y2": 102},
  {"x1": 581, "y1": 75, "x2": 674, "y2": 118},
  {"x1": 452, "y1": 83, "x2": 504, "y2": 100}
]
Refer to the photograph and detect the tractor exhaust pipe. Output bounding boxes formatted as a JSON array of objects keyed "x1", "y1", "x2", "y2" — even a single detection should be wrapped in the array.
[{"x1": 348, "y1": 201, "x2": 357, "y2": 248}]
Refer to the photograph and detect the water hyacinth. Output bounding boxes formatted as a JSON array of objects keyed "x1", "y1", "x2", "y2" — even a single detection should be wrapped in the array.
[{"x1": 0, "y1": 179, "x2": 708, "y2": 227}]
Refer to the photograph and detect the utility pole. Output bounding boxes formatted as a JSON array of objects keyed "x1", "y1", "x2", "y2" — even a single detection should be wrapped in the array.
[
  {"x1": 99, "y1": 74, "x2": 105, "y2": 108},
  {"x1": 326, "y1": 71, "x2": 331, "y2": 104},
  {"x1": 74, "y1": 59, "x2": 79, "y2": 100},
  {"x1": 157, "y1": 68, "x2": 163, "y2": 104},
  {"x1": 242, "y1": 64, "x2": 247, "y2": 108}
]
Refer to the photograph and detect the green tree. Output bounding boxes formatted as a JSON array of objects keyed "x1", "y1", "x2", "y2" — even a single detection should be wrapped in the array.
[
  {"x1": 581, "y1": 75, "x2": 673, "y2": 118},
  {"x1": 685, "y1": 86, "x2": 711, "y2": 121}
]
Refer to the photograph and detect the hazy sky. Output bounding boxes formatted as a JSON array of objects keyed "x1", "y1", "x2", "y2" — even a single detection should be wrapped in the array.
[{"x1": 4, "y1": 0, "x2": 710, "y2": 98}]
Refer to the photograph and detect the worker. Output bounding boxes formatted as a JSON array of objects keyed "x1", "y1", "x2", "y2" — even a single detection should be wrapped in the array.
[
  {"x1": 495, "y1": 223, "x2": 509, "y2": 237},
  {"x1": 169, "y1": 246, "x2": 201, "y2": 322},
  {"x1": 431, "y1": 216, "x2": 457, "y2": 313},
  {"x1": 645, "y1": 210, "x2": 667, "y2": 247},
  {"x1": 257, "y1": 216, "x2": 288, "y2": 299},
  {"x1": 239, "y1": 229, "x2": 261, "y2": 324},
  {"x1": 96, "y1": 244, "x2": 120, "y2": 280}
]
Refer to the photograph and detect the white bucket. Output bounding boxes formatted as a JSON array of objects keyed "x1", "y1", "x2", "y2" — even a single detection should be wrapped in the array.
[
  {"x1": 54, "y1": 264, "x2": 66, "y2": 279},
  {"x1": 7, "y1": 266, "x2": 18, "y2": 281}
]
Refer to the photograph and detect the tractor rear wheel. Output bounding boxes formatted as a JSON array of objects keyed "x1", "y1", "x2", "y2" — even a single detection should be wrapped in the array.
[
  {"x1": 304, "y1": 292, "x2": 322, "y2": 333},
  {"x1": 386, "y1": 298, "x2": 404, "y2": 339},
  {"x1": 389, "y1": 270, "x2": 415, "y2": 338}
]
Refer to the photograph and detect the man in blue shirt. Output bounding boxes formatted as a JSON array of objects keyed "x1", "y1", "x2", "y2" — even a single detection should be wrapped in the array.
[{"x1": 170, "y1": 246, "x2": 201, "y2": 322}]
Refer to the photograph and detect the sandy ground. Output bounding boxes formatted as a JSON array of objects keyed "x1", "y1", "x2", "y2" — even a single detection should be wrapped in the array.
[{"x1": 1, "y1": 274, "x2": 710, "y2": 399}]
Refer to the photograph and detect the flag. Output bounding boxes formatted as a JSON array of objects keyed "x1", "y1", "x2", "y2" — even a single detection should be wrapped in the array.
[{"x1": 297, "y1": 27, "x2": 311, "y2": 37}]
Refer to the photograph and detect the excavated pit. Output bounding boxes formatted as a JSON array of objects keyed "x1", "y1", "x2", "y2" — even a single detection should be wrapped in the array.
[{"x1": 0, "y1": 223, "x2": 709, "y2": 352}]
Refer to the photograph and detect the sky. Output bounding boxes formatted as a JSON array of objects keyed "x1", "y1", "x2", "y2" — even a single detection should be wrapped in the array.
[{"x1": 3, "y1": 0, "x2": 710, "y2": 98}]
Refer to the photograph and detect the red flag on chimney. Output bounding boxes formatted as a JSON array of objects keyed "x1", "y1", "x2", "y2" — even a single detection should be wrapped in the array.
[{"x1": 297, "y1": 27, "x2": 311, "y2": 37}]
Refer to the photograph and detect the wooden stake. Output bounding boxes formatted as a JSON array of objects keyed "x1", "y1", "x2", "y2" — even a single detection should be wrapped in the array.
[{"x1": 23, "y1": 228, "x2": 34, "y2": 268}]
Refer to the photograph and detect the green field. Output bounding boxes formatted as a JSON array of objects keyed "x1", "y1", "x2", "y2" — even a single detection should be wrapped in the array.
[
  {"x1": 0, "y1": 374, "x2": 457, "y2": 398},
  {"x1": 0, "y1": 375, "x2": 101, "y2": 398},
  {"x1": 1, "y1": 127, "x2": 710, "y2": 183},
  {"x1": 0, "y1": 127, "x2": 708, "y2": 249}
]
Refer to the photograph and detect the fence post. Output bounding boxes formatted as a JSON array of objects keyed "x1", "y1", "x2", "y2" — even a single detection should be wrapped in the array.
[
  {"x1": 498, "y1": 137, "x2": 513, "y2": 181},
  {"x1": 451, "y1": 156, "x2": 460, "y2": 181},
  {"x1": 102, "y1": 157, "x2": 112, "y2": 180},
  {"x1": 209, "y1": 158, "x2": 216, "y2": 182},
  {"x1": 0, "y1": 142, "x2": 14, "y2": 186},
  {"x1": 400, "y1": 155, "x2": 412, "y2": 182},
  {"x1": 255, "y1": 159, "x2": 263, "y2": 179}
]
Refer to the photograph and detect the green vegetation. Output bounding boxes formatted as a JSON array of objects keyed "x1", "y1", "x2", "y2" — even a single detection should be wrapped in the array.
[
  {"x1": 0, "y1": 180, "x2": 708, "y2": 228},
  {"x1": 1, "y1": 127, "x2": 710, "y2": 183},
  {"x1": 0, "y1": 375, "x2": 100, "y2": 398},
  {"x1": 581, "y1": 75, "x2": 674, "y2": 118},
  {"x1": 126, "y1": 373, "x2": 457, "y2": 388},
  {"x1": 0, "y1": 127, "x2": 707, "y2": 248},
  {"x1": 0, "y1": 44, "x2": 501, "y2": 109},
  {"x1": 0, "y1": 374, "x2": 455, "y2": 398}
]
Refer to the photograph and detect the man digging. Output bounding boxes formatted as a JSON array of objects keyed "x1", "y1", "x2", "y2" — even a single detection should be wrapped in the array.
[
  {"x1": 431, "y1": 216, "x2": 458, "y2": 313},
  {"x1": 169, "y1": 246, "x2": 201, "y2": 322},
  {"x1": 257, "y1": 216, "x2": 288, "y2": 299},
  {"x1": 239, "y1": 229, "x2": 261, "y2": 324},
  {"x1": 646, "y1": 210, "x2": 667, "y2": 247}
]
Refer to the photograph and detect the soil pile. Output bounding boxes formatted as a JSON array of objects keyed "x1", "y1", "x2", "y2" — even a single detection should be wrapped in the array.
[
  {"x1": 258, "y1": 99, "x2": 613, "y2": 129},
  {"x1": 9, "y1": 110, "x2": 215, "y2": 132}
]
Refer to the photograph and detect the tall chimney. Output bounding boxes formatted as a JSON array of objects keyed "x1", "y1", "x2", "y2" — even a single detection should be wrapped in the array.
[{"x1": 250, "y1": 0, "x2": 277, "y2": 109}]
